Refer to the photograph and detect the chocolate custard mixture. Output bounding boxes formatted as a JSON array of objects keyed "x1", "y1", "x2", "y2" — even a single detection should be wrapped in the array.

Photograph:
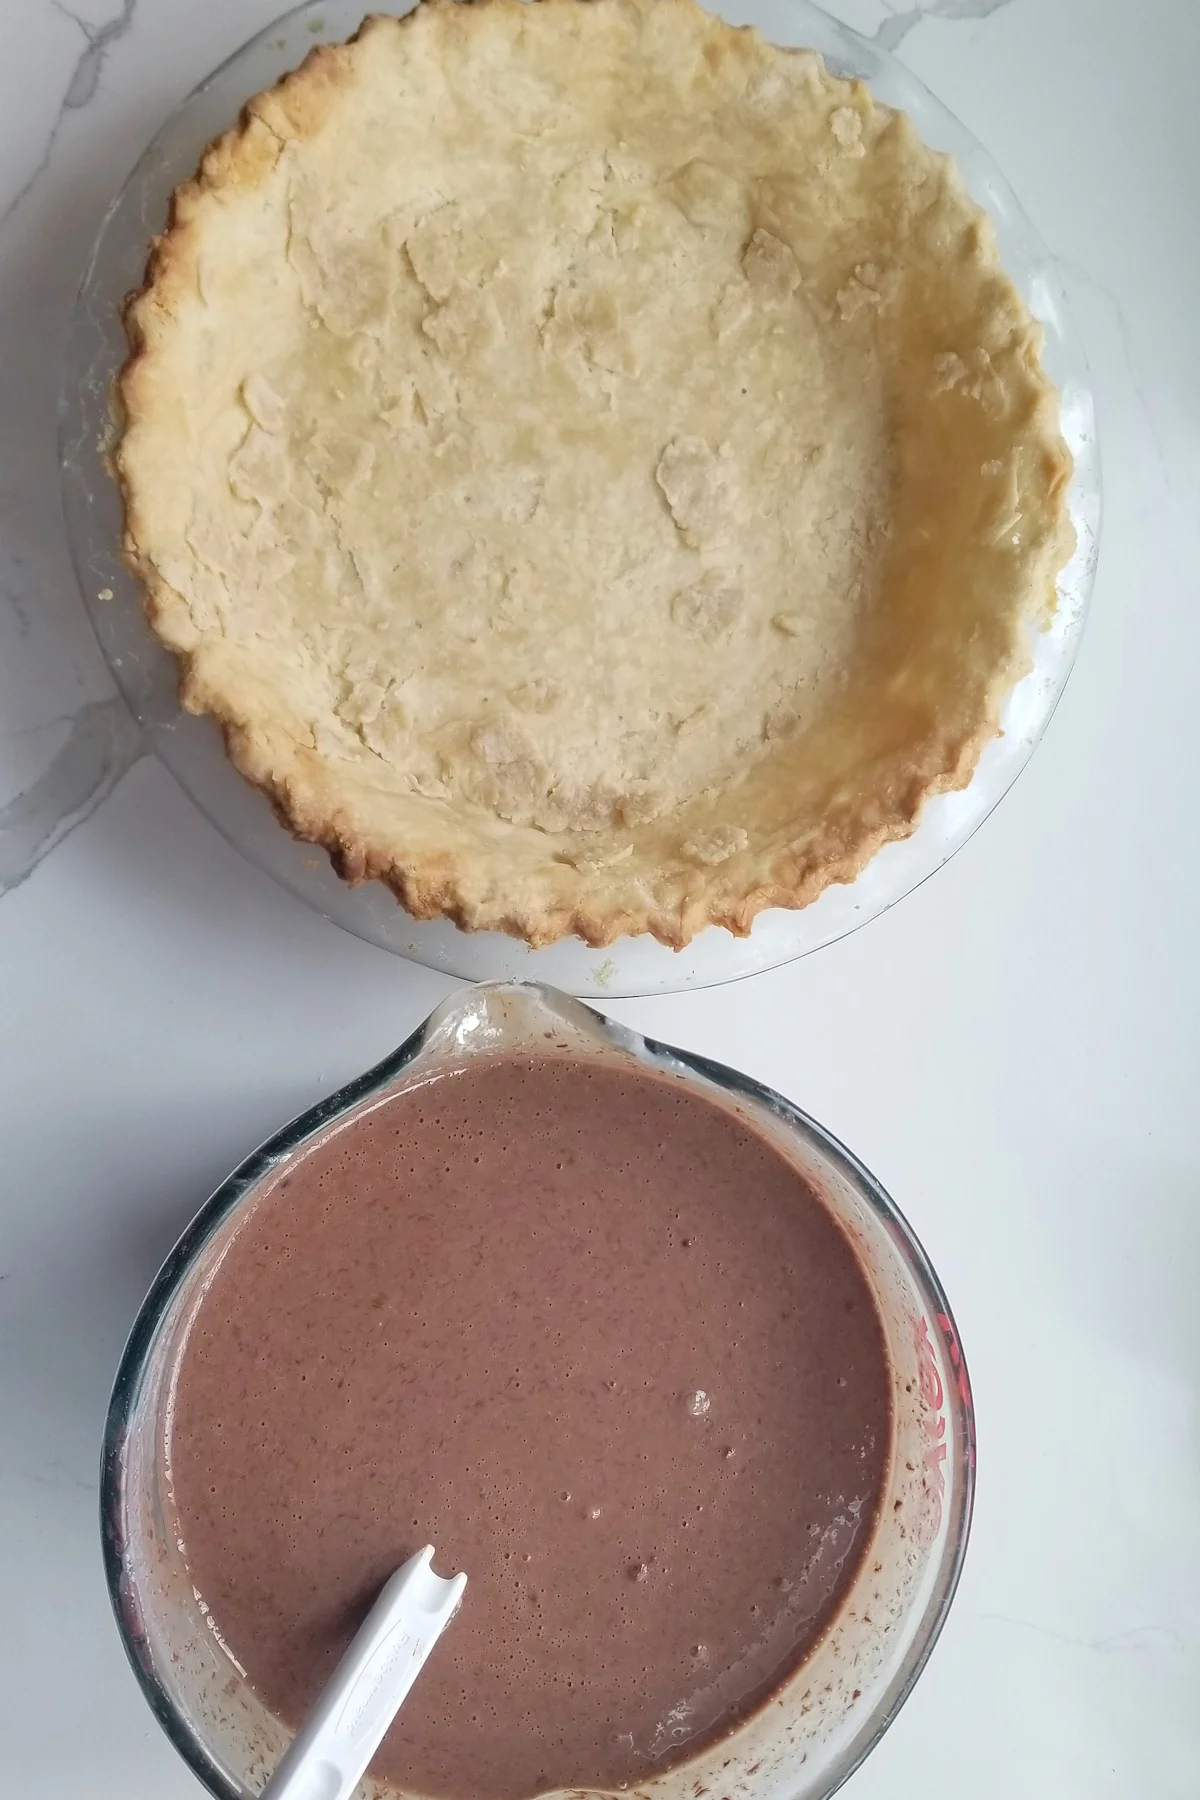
[{"x1": 170, "y1": 1057, "x2": 891, "y2": 1799}]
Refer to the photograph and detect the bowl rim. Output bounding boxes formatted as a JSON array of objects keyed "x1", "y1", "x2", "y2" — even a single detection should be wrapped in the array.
[{"x1": 100, "y1": 979, "x2": 976, "y2": 1800}]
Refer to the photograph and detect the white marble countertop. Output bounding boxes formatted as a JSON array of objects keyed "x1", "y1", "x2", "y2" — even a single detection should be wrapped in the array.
[{"x1": 2, "y1": 0, "x2": 1198, "y2": 1794}]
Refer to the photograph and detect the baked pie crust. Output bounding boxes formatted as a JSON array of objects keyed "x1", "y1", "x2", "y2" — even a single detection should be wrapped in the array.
[{"x1": 117, "y1": 0, "x2": 1074, "y2": 947}]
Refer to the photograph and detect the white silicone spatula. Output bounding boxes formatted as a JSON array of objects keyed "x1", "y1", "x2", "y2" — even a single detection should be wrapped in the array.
[{"x1": 261, "y1": 1545, "x2": 466, "y2": 1800}]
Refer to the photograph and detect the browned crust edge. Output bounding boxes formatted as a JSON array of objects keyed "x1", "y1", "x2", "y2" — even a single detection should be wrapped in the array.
[{"x1": 114, "y1": 0, "x2": 1076, "y2": 952}]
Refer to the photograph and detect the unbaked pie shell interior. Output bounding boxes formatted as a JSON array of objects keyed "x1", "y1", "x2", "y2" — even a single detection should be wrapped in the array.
[{"x1": 116, "y1": 0, "x2": 1074, "y2": 947}]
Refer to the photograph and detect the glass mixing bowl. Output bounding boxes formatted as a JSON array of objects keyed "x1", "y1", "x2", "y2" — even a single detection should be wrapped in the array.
[
  {"x1": 101, "y1": 982, "x2": 975, "y2": 1800},
  {"x1": 59, "y1": 0, "x2": 1100, "y2": 999}
]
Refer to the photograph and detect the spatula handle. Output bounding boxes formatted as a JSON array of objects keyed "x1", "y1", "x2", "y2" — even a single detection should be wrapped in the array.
[{"x1": 261, "y1": 1545, "x2": 466, "y2": 1800}]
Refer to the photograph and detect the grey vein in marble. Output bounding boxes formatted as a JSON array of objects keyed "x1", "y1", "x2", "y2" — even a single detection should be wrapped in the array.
[
  {"x1": 968, "y1": 1613, "x2": 1199, "y2": 1659},
  {"x1": 1059, "y1": 256, "x2": 1169, "y2": 491},
  {"x1": 0, "y1": 696, "x2": 144, "y2": 896},
  {"x1": 874, "y1": 0, "x2": 1015, "y2": 52},
  {"x1": 0, "y1": 0, "x2": 138, "y2": 229},
  {"x1": 1, "y1": 575, "x2": 33, "y2": 641}
]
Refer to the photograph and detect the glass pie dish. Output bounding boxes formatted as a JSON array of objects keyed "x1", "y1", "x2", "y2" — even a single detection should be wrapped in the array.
[
  {"x1": 61, "y1": 0, "x2": 1099, "y2": 997},
  {"x1": 101, "y1": 980, "x2": 975, "y2": 1800}
]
